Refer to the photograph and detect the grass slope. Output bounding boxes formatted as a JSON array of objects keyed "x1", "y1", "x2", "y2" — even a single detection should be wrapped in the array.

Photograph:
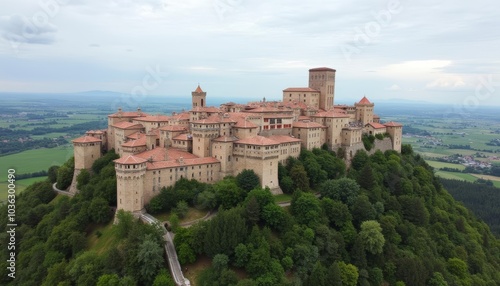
[{"x1": 0, "y1": 146, "x2": 73, "y2": 174}]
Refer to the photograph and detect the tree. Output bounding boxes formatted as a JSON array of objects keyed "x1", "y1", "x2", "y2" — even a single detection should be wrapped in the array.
[
  {"x1": 352, "y1": 150, "x2": 369, "y2": 171},
  {"x1": 245, "y1": 197, "x2": 260, "y2": 225},
  {"x1": 337, "y1": 261, "x2": 359, "y2": 286},
  {"x1": 196, "y1": 190, "x2": 218, "y2": 210},
  {"x1": 153, "y1": 269, "x2": 175, "y2": 286},
  {"x1": 327, "y1": 262, "x2": 343, "y2": 286},
  {"x1": 97, "y1": 274, "x2": 120, "y2": 286},
  {"x1": 279, "y1": 176, "x2": 294, "y2": 194},
  {"x1": 204, "y1": 207, "x2": 247, "y2": 257},
  {"x1": 237, "y1": 169, "x2": 261, "y2": 192},
  {"x1": 178, "y1": 243, "x2": 196, "y2": 265},
  {"x1": 428, "y1": 272, "x2": 448, "y2": 286},
  {"x1": 214, "y1": 178, "x2": 243, "y2": 209},
  {"x1": 359, "y1": 220, "x2": 385, "y2": 255},
  {"x1": 234, "y1": 243, "x2": 249, "y2": 268},
  {"x1": 306, "y1": 261, "x2": 328, "y2": 286},
  {"x1": 88, "y1": 197, "x2": 111, "y2": 223},
  {"x1": 77, "y1": 169, "x2": 91, "y2": 189},
  {"x1": 48, "y1": 165, "x2": 59, "y2": 183},
  {"x1": 447, "y1": 258, "x2": 468, "y2": 279},
  {"x1": 289, "y1": 163, "x2": 310, "y2": 192},
  {"x1": 321, "y1": 197, "x2": 352, "y2": 228},
  {"x1": 56, "y1": 164, "x2": 73, "y2": 190},
  {"x1": 137, "y1": 236, "x2": 164, "y2": 285},
  {"x1": 320, "y1": 178, "x2": 360, "y2": 206},
  {"x1": 115, "y1": 210, "x2": 135, "y2": 238},
  {"x1": 174, "y1": 200, "x2": 189, "y2": 218},
  {"x1": 291, "y1": 192, "x2": 323, "y2": 227},
  {"x1": 262, "y1": 203, "x2": 286, "y2": 231}
]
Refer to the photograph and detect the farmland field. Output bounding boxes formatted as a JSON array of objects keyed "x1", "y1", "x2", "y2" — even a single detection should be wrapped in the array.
[
  {"x1": 0, "y1": 176, "x2": 47, "y2": 203},
  {"x1": 0, "y1": 146, "x2": 73, "y2": 175},
  {"x1": 426, "y1": 160, "x2": 466, "y2": 171}
]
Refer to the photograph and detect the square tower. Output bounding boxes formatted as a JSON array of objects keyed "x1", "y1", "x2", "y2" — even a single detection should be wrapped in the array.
[
  {"x1": 192, "y1": 85, "x2": 207, "y2": 108},
  {"x1": 308, "y1": 67, "x2": 336, "y2": 110}
]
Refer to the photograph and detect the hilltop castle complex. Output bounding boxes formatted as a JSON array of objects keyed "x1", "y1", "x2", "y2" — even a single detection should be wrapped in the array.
[{"x1": 72, "y1": 67, "x2": 402, "y2": 214}]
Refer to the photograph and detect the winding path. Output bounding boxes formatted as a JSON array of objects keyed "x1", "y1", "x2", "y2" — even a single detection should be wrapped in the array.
[
  {"x1": 52, "y1": 183, "x2": 74, "y2": 197},
  {"x1": 141, "y1": 213, "x2": 191, "y2": 286}
]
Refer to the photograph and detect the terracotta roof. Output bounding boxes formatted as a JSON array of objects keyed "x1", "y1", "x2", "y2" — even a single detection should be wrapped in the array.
[
  {"x1": 109, "y1": 111, "x2": 149, "y2": 118},
  {"x1": 194, "y1": 85, "x2": 204, "y2": 93},
  {"x1": 358, "y1": 96, "x2": 372, "y2": 105},
  {"x1": 236, "y1": 136, "x2": 279, "y2": 146},
  {"x1": 134, "y1": 147, "x2": 197, "y2": 162},
  {"x1": 234, "y1": 118, "x2": 258, "y2": 128},
  {"x1": 309, "y1": 67, "x2": 336, "y2": 72},
  {"x1": 243, "y1": 106, "x2": 282, "y2": 113},
  {"x1": 72, "y1": 135, "x2": 102, "y2": 144},
  {"x1": 114, "y1": 155, "x2": 148, "y2": 165},
  {"x1": 262, "y1": 113, "x2": 294, "y2": 118},
  {"x1": 312, "y1": 110, "x2": 349, "y2": 118},
  {"x1": 192, "y1": 118, "x2": 221, "y2": 125},
  {"x1": 384, "y1": 121, "x2": 403, "y2": 127},
  {"x1": 268, "y1": 135, "x2": 302, "y2": 144},
  {"x1": 159, "y1": 125, "x2": 187, "y2": 132},
  {"x1": 133, "y1": 115, "x2": 170, "y2": 122},
  {"x1": 147, "y1": 157, "x2": 220, "y2": 170},
  {"x1": 191, "y1": 106, "x2": 220, "y2": 113},
  {"x1": 283, "y1": 87, "x2": 319, "y2": 92},
  {"x1": 213, "y1": 136, "x2": 239, "y2": 142},
  {"x1": 122, "y1": 136, "x2": 147, "y2": 147},
  {"x1": 366, "y1": 122, "x2": 386, "y2": 129},
  {"x1": 298, "y1": 116, "x2": 312, "y2": 121},
  {"x1": 293, "y1": 121, "x2": 326, "y2": 128},
  {"x1": 126, "y1": 131, "x2": 143, "y2": 140},
  {"x1": 173, "y1": 134, "x2": 192, "y2": 140},
  {"x1": 170, "y1": 112, "x2": 190, "y2": 121},
  {"x1": 111, "y1": 121, "x2": 144, "y2": 130}
]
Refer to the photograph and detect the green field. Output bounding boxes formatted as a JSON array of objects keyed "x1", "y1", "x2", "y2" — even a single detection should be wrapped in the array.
[
  {"x1": 0, "y1": 176, "x2": 47, "y2": 202},
  {"x1": 434, "y1": 171, "x2": 479, "y2": 182},
  {"x1": 0, "y1": 146, "x2": 73, "y2": 175},
  {"x1": 426, "y1": 160, "x2": 466, "y2": 171}
]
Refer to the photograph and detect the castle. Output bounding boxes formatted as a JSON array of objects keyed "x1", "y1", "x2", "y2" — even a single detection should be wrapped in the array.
[{"x1": 72, "y1": 67, "x2": 402, "y2": 214}]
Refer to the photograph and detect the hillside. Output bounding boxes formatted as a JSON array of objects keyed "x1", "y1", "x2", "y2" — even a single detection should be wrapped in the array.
[{"x1": 1, "y1": 145, "x2": 500, "y2": 285}]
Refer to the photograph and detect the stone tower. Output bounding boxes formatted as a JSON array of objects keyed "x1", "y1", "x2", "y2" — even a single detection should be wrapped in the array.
[
  {"x1": 308, "y1": 67, "x2": 336, "y2": 110},
  {"x1": 191, "y1": 120, "x2": 220, "y2": 158},
  {"x1": 115, "y1": 155, "x2": 147, "y2": 213},
  {"x1": 355, "y1": 96, "x2": 375, "y2": 125},
  {"x1": 192, "y1": 85, "x2": 206, "y2": 109},
  {"x1": 70, "y1": 135, "x2": 102, "y2": 193},
  {"x1": 385, "y1": 122, "x2": 403, "y2": 153}
]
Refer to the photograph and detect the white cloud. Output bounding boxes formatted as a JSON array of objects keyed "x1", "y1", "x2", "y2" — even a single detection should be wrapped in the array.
[{"x1": 387, "y1": 84, "x2": 401, "y2": 91}]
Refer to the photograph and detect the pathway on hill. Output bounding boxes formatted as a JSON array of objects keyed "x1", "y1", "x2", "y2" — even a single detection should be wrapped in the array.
[
  {"x1": 52, "y1": 183, "x2": 74, "y2": 197},
  {"x1": 141, "y1": 213, "x2": 191, "y2": 286}
]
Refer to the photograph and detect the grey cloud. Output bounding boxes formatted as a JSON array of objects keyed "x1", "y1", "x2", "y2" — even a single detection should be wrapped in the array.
[{"x1": 0, "y1": 14, "x2": 57, "y2": 45}]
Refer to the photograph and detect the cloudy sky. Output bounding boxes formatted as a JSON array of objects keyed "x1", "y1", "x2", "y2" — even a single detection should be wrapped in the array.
[{"x1": 1, "y1": 0, "x2": 499, "y2": 107}]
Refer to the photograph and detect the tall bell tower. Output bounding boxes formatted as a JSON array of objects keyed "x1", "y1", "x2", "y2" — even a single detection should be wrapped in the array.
[
  {"x1": 192, "y1": 85, "x2": 207, "y2": 109},
  {"x1": 308, "y1": 67, "x2": 336, "y2": 110}
]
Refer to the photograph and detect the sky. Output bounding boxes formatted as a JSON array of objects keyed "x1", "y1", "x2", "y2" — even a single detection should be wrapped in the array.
[{"x1": 1, "y1": 0, "x2": 499, "y2": 108}]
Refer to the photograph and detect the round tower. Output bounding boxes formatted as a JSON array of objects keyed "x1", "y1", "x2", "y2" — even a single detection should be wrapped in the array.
[
  {"x1": 114, "y1": 155, "x2": 148, "y2": 213},
  {"x1": 192, "y1": 85, "x2": 207, "y2": 108},
  {"x1": 70, "y1": 135, "x2": 102, "y2": 194}
]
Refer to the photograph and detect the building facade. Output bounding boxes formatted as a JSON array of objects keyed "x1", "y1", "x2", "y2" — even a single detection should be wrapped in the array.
[{"x1": 72, "y1": 67, "x2": 403, "y2": 214}]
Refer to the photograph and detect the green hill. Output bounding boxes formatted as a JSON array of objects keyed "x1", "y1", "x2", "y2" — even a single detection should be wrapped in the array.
[{"x1": 1, "y1": 145, "x2": 500, "y2": 286}]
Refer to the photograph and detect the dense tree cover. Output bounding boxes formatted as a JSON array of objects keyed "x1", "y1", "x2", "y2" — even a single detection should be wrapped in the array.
[
  {"x1": 173, "y1": 146, "x2": 500, "y2": 286},
  {"x1": 0, "y1": 150, "x2": 172, "y2": 285},
  {"x1": 441, "y1": 178, "x2": 500, "y2": 236}
]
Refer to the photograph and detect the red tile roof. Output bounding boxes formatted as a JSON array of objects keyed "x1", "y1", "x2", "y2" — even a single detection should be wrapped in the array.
[
  {"x1": 234, "y1": 118, "x2": 258, "y2": 128},
  {"x1": 111, "y1": 121, "x2": 144, "y2": 130},
  {"x1": 194, "y1": 85, "x2": 204, "y2": 93},
  {"x1": 358, "y1": 96, "x2": 372, "y2": 105},
  {"x1": 134, "y1": 147, "x2": 198, "y2": 162},
  {"x1": 192, "y1": 118, "x2": 221, "y2": 124},
  {"x1": 268, "y1": 135, "x2": 302, "y2": 144},
  {"x1": 109, "y1": 111, "x2": 149, "y2": 118},
  {"x1": 122, "y1": 136, "x2": 147, "y2": 147},
  {"x1": 283, "y1": 87, "x2": 319, "y2": 92},
  {"x1": 366, "y1": 122, "x2": 386, "y2": 129},
  {"x1": 312, "y1": 110, "x2": 349, "y2": 118},
  {"x1": 384, "y1": 121, "x2": 403, "y2": 127},
  {"x1": 236, "y1": 136, "x2": 280, "y2": 146},
  {"x1": 213, "y1": 136, "x2": 239, "y2": 142},
  {"x1": 133, "y1": 115, "x2": 171, "y2": 122},
  {"x1": 173, "y1": 134, "x2": 192, "y2": 140},
  {"x1": 72, "y1": 135, "x2": 102, "y2": 143},
  {"x1": 309, "y1": 67, "x2": 336, "y2": 72},
  {"x1": 147, "y1": 157, "x2": 220, "y2": 170},
  {"x1": 293, "y1": 121, "x2": 326, "y2": 128},
  {"x1": 114, "y1": 155, "x2": 148, "y2": 165},
  {"x1": 159, "y1": 125, "x2": 187, "y2": 132}
]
